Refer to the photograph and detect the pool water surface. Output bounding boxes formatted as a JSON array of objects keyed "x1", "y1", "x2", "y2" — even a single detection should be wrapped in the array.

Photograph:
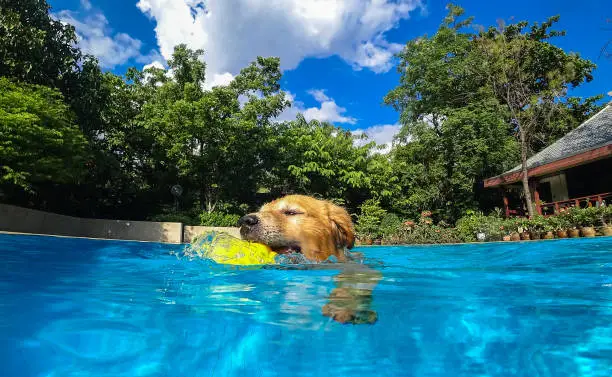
[{"x1": 1, "y1": 233, "x2": 611, "y2": 377}]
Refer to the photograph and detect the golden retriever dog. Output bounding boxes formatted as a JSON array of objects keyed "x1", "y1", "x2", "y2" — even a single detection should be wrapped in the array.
[{"x1": 238, "y1": 194, "x2": 380, "y2": 324}]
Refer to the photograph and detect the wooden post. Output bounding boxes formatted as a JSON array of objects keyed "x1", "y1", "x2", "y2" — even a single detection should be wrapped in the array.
[
  {"x1": 530, "y1": 180, "x2": 542, "y2": 216},
  {"x1": 502, "y1": 190, "x2": 510, "y2": 218},
  {"x1": 534, "y1": 189, "x2": 542, "y2": 216}
]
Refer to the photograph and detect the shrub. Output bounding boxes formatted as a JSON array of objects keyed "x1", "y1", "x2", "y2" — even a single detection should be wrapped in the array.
[
  {"x1": 577, "y1": 206, "x2": 601, "y2": 227},
  {"x1": 561, "y1": 206, "x2": 605, "y2": 228},
  {"x1": 379, "y1": 213, "x2": 403, "y2": 238},
  {"x1": 395, "y1": 224, "x2": 460, "y2": 244},
  {"x1": 557, "y1": 207, "x2": 577, "y2": 229},
  {"x1": 526, "y1": 215, "x2": 550, "y2": 233},
  {"x1": 149, "y1": 212, "x2": 199, "y2": 225},
  {"x1": 384, "y1": 210, "x2": 460, "y2": 245},
  {"x1": 602, "y1": 205, "x2": 612, "y2": 226},
  {"x1": 501, "y1": 217, "x2": 522, "y2": 235},
  {"x1": 199, "y1": 212, "x2": 241, "y2": 227},
  {"x1": 455, "y1": 210, "x2": 506, "y2": 242},
  {"x1": 355, "y1": 199, "x2": 387, "y2": 240},
  {"x1": 548, "y1": 213, "x2": 570, "y2": 230}
]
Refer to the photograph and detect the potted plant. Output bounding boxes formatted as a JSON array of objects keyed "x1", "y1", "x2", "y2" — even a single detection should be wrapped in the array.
[
  {"x1": 563, "y1": 207, "x2": 581, "y2": 238},
  {"x1": 518, "y1": 218, "x2": 531, "y2": 240},
  {"x1": 501, "y1": 219, "x2": 511, "y2": 241},
  {"x1": 542, "y1": 222, "x2": 555, "y2": 239},
  {"x1": 527, "y1": 216, "x2": 544, "y2": 240},
  {"x1": 577, "y1": 207, "x2": 598, "y2": 237},
  {"x1": 549, "y1": 214, "x2": 568, "y2": 238},
  {"x1": 502, "y1": 218, "x2": 520, "y2": 241},
  {"x1": 602, "y1": 205, "x2": 612, "y2": 236}
]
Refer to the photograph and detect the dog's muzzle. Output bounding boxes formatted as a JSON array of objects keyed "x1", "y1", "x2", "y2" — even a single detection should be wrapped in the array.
[{"x1": 237, "y1": 214, "x2": 259, "y2": 227}]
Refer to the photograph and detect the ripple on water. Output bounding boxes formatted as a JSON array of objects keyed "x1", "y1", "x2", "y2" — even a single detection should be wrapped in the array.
[{"x1": 37, "y1": 319, "x2": 149, "y2": 362}]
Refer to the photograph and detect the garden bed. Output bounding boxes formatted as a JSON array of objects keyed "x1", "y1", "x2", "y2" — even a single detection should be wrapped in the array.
[{"x1": 355, "y1": 205, "x2": 612, "y2": 245}]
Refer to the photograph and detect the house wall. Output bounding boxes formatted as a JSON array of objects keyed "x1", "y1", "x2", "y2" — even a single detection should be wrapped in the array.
[{"x1": 539, "y1": 173, "x2": 569, "y2": 202}]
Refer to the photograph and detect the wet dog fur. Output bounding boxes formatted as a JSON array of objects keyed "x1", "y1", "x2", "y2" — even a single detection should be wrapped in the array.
[{"x1": 238, "y1": 195, "x2": 380, "y2": 324}]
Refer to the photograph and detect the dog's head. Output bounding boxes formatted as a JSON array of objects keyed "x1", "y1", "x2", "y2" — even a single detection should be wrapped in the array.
[{"x1": 238, "y1": 195, "x2": 355, "y2": 262}]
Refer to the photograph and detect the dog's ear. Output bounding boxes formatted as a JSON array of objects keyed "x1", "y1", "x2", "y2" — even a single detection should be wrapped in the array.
[{"x1": 328, "y1": 203, "x2": 355, "y2": 250}]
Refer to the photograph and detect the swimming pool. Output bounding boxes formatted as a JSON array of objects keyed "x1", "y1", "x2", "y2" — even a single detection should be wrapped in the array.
[{"x1": 1, "y1": 233, "x2": 610, "y2": 377}]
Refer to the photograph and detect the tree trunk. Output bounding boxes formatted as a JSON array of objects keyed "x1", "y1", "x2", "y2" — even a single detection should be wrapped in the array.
[{"x1": 519, "y1": 126, "x2": 534, "y2": 218}]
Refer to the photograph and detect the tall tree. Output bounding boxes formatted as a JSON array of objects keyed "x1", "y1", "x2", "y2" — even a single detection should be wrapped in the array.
[
  {"x1": 0, "y1": 0, "x2": 81, "y2": 88},
  {"x1": 476, "y1": 15, "x2": 597, "y2": 216},
  {"x1": 0, "y1": 78, "x2": 87, "y2": 190},
  {"x1": 0, "y1": 0, "x2": 109, "y2": 140},
  {"x1": 386, "y1": 4, "x2": 600, "y2": 220},
  {"x1": 384, "y1": 5, "x2": 518, "y2": 221},
  {"x1": 137, "y1": 45, "x2": 290, "y2": 213}
]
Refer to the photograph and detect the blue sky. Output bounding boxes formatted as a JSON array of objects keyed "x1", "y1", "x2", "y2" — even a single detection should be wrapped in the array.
[{"x1": 50, "y1": 0, "x2": 611, "y2": 148}]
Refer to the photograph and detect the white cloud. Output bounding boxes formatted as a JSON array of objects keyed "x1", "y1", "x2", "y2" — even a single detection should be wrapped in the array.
[
  {"x1": 205, "y1": 72, "x2": 235, "y2": 89},
  {"x1": 80, "y1": 0, "x2": 92, "y2": 11},
  {"x1": 55, "y1": 8, "x2": 149, "y2": 69},
  {"x1": 308, "y1": 89, "x2": 330, "y2": 103},
  {"x1": 277, "y1": 90, "x2": 356, "y2": 125},
  {"x1": 276, "y1": 90, "x2": 401, "y2": 153},
  {"x1": 143, "y1": 61, "x2": 165, "y2": 71},
  {"x1": 353, "y1": 123, "x2": 402, "y2": 153},
  {"x1": 352, "y1": 38, "x2": 405, "y2": 73},
  {"x1": 136, "y1": 0, "x2": 422, "y2": 80}
]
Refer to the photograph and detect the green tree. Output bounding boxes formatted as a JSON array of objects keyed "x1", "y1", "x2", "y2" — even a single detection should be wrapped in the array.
[
  {"x1": 476, "y1": 15, "x2": 597, "y2": 216},
  {"x1": 384, "y1": 5, "x2": 518, "y2": 221},
  {"x1": 136, "y1": 45, "x2": 290, "y2": 213},
  {"x1": 0, "y1": 0, "x2": 81, "y2": 88},
  {"x1": 0, "y1": 0, "x2": 110, "y2": 141},
  {"x1": 0, "y1": 78, "x2": 87, "y2": 190},
  {"x1": 265, "y1": 116, "x2": 395, "y2": 208},
  {"x1": 385, "y1": 4, "x2": 600, "y2": 220},
  {"x1": 355, "y1": 199, "x2": 387, "y2": 240},
  {"x1": 388, "y1": 97, "x2": 518, "y2": 221}
]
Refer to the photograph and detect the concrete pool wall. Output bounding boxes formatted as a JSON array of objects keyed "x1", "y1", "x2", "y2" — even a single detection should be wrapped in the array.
[{"x1": 0, "y1": 204, "x2": 239, "y2": 243}]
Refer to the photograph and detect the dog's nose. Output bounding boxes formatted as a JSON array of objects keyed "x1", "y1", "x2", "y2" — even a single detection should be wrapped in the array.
[{"x1": 238, "y1": 214, "x2": 259, "y2": 227}]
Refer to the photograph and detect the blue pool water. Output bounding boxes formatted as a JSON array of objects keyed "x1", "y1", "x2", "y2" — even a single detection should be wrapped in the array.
[{"x1": 1, "y1": 233, "x2": 611, "y2": 377}]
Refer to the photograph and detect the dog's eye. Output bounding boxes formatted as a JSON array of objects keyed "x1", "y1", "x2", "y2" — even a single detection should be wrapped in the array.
[{"x1": 282, "y1": 209, "x2": 301, "y2": 216}]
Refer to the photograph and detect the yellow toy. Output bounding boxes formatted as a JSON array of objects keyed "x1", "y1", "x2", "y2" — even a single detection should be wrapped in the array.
[{"x1": 185, "y1": 231, "x2": 278, "y2": 265}]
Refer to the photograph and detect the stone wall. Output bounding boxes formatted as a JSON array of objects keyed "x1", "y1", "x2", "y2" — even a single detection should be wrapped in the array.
[{"x1": 0, "y1": 204, "x2": 240, "y2": 244}]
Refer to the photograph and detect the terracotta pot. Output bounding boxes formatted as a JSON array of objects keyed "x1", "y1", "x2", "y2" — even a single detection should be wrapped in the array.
[
  {"x1": 363, "y1": 238, "x2": 373, "y2": 245},
  {"x1": 580, "y1": 227, "x2": 596, "y2": 238},
  {"x1": 520, "y1": 232, "x2": 531, "y2": 240},
  {"x1": 510, "y1": 233, "x2": 521, "y2": 241},
  {"x1": 542, "y1": 231, "x2": 554, "y2": 240},
  {"x1": 556, "y1": 230, "x2": 568, "y2": 238},
  {"x1": 568, "y1": 229, "x2": 580, "y2": 238},
  {"x1": 502, "y1": 235, "x2": 511, "y2": 241},
  {"x1": 530, "y1": 232, "x2": 541, "y2": 240},
  {"x1": 602, "y1": 226, "x2": 612, "y2": 237}
]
